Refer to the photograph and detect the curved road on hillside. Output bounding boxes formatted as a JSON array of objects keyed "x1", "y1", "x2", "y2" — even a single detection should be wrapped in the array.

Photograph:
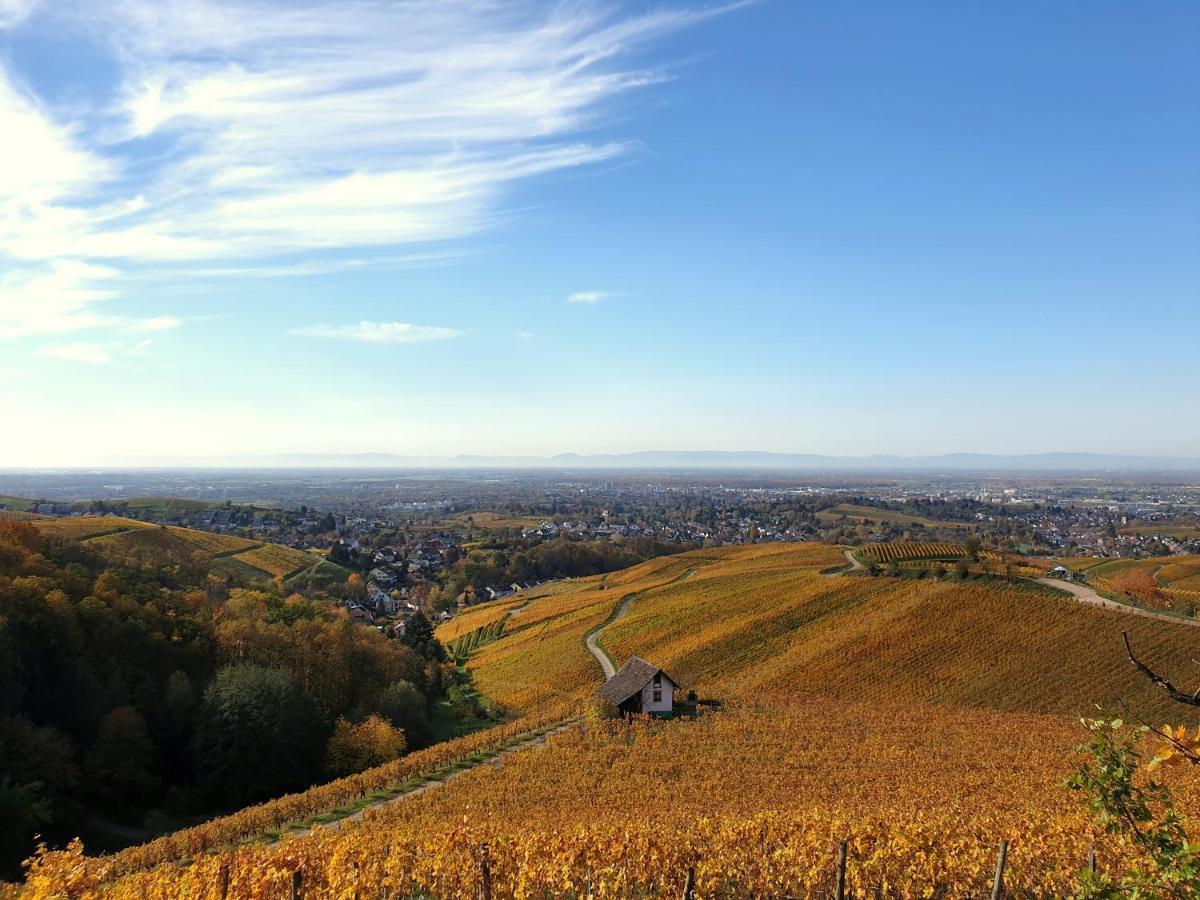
[
  {"x1": 827, "y1": 548, "x2": 1200, "y2": 629},
  {"x1": 1035, "y1": 577, "x2": 1200, "y2": 628},
  {"x1": 586, "y1": 594, "x2": 638, "y2": 680},
  {"x1": 586, "y1": 567, "x2": 698, "y2": 680}
]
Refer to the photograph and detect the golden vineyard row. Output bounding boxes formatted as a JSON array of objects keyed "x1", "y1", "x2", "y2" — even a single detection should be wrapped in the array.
[
  {"x1": 16, "y1": 701, "x2": 1199, "y2": 898},
  {"x1": 98, "y1": 709, "x2": 573, "y2": 878},
  {"x1": 861, "y1": 542, "x2": 965, "y2": 563}
]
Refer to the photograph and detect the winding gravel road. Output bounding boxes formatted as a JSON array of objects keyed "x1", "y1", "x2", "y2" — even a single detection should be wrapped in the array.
[{"x1": 1035, "y1": 577, "x2": 1200, "y2": 628}]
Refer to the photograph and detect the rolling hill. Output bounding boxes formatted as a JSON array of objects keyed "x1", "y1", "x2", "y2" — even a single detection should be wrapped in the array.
[
  {"x1": 28, "y1": 515, "x2": 321, "y2": 583},
  {"x1": 446, "y1": 542, "x2": 1200, "y2": 724},
  {"x1": 24, "y1": 542, "x2": 1200, "y2": 896}
]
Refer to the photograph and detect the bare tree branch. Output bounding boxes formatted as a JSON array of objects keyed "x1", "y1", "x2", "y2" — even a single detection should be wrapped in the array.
[{"x1": 1123, "y1": 631, "x2": 1200, "y2": 708}]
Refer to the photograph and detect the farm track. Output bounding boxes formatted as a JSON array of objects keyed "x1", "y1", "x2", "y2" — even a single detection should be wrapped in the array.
[
  {"x1": 824, "y1": 549, "x2": 864, "y2": 575},
  {"x1": 1035, "y1": 577, "x2": 1200, "y2": 628},
  {"x1": 308, "y1": 722, "x2": 577, "y2": 837},
  {"x1": 827, "y1": 544, "x2": 1200, "y2": 629},
  {"x1": 586, "y1": 567, "x2": 697, "y2": 680}
]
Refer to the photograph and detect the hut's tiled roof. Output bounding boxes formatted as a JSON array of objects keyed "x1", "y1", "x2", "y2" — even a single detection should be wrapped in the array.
[{"x1": 597, "y1": 656, "x2": 674, "y2": 706}]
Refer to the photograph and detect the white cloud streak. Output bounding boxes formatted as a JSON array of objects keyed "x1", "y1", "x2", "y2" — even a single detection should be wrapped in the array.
[
  {"x1": 0, "y1": 1, "x2": 727, "y2": 338},
  {"x1": 290, "y1": 321, "x2": 462, "y2": 345},
  {"x1": 567, "y1": 290, "x2": 609, "y2": 304}
]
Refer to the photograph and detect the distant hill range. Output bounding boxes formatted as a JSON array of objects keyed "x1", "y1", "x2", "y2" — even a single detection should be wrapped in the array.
[{"x1": 98, "y1": 450, "x2": 1200, "y2": 472}]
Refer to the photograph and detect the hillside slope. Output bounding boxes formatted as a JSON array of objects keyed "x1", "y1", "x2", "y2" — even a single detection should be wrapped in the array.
[
  {"x1": 459, "y1": 542, "x2": 1200, "y2": 723},
  {"x1": 30, "y1": 516, "x2": 320, "y2": 582}
]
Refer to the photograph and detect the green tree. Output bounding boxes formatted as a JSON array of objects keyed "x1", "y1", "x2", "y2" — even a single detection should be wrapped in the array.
[
  {"x1": 376, "y1": 680, "x2": 431, "y2": 747},
  {"x1": 85, "y1": 706, "x2": 160, "y2": 811},
  {"x1": 191, "y1": 665, "x2": 325, "y2": 807}
]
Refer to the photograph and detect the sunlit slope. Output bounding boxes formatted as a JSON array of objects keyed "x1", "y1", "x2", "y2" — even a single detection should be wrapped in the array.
[
  {"x1": 466, "y1": 542, "x2": 1200, "y2": 723},
  {"x1": 30, "y1": 516, "x2": 317, "y2": 582},
  {"x1": 55, "y1": 699, "x2": 1200, "y2": 898},
  {"x1": 461, "y1": 543, "x2": 842, "y2": 713}
]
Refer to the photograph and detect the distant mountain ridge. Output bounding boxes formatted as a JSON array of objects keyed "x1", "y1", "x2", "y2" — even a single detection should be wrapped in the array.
[{"x1": 94, "y1": 450, "x2": 1200, "y2": 472}]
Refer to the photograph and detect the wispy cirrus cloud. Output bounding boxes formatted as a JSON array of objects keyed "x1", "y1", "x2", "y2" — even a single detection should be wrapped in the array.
[
  {"x1": 0, "y1": 1, "x2": 731, "y2": 343},
  {"x1": 567, "y1": 291, "x2": 610, "y2": 304},
  {"x1": 290, "y1": 321, "x2": 462, "y2": 345}
]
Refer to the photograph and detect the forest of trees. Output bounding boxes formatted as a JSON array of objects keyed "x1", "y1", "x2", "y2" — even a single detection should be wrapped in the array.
[{"x1": 0, "y1": 521, "x2": 455, "y2": 875}]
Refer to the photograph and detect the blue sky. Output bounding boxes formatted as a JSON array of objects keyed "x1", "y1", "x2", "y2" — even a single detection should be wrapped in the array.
[{"x1": 0, "y1": 1, "x2": 1197, "y2": 465}]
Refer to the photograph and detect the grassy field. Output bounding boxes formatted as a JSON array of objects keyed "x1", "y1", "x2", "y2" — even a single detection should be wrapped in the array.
[
  {"x1": 103, "y1": 497, "x2": 218, "y2": 515},
  {"x1": 441, "y1": 510, "x2": 547, "y2": 530},
  {"x1": 817, "y1": 502, "x2": 976, "y2": 531},
  {"x1": 0, "y1": 495, "x2": 37, "y2": 512}
]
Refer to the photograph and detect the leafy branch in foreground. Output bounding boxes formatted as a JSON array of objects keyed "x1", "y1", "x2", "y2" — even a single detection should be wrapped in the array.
[{"x1": 1068, "y1": 717, "x2": 1200, "y2": 898}]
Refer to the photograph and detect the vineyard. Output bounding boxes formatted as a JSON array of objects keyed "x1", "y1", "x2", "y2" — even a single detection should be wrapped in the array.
[
  {"x1": 84, "y1": 711, "x2": 572, "y2": 879},
  {"x1": 29, "y1": 518, "x2": 323, "y2": 582},
  {"x1": 448, "y1": 542, "x2": 1200, "y2": 724},
  {"x1": 435, "y1": 596, "x2": 529, "y2": 644},
  {"x1": 231, "y1": 543, "x2": 318, "y2": 579},
  {"x1": 17, "y1": 699, "x2": 1200, "y2": 898},
  {"x1": 861, "y1": 541, "x2": 965, "y2": 562},
  {"x1": 15, "y1": 540, "x2": 1200, "y2": 895},
  {"x1": 30, "y1": 515, "x2": 150, "y2": 540}
]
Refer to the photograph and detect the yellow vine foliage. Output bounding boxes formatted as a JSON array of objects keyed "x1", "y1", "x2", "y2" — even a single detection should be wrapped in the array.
[
  {"x1": 16, "y1": 700, "x2": 1200, "y2": 898},
  {"x1": 78, "y1": 710, "x2": 571, "y2": 879},
  {"x1": 862, "y1": 542, "x2": 965, "y2": 563}
]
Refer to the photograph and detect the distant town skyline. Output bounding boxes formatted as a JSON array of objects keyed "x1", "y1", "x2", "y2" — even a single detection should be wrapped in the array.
[{"x1": 2, "y1": 1, "x2": 1197, "y2": 466}]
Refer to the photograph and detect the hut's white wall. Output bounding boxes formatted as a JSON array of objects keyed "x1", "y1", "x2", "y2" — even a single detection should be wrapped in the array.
[{"x1": 639, "y1": 673, "x2": 675, "y2": 714}]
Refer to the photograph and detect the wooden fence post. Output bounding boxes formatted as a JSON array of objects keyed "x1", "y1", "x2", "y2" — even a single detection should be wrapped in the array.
[
  {"x1": 1088, "y1": 848, "x2": 1097, "y2": 875},
  {"x1": 836, "y1": 841, "x2": 848, "y2": 900},
  {"x1": 682, "y1": 865, "x2": 696, "y2": 900},
  {"x1": 291, "y1": 869, "x2": 303, "y2": 900},
  {"x1": 990, "y1": 840, "x2": 1008, "y2": 900},
  {"x1": 478, "y1": 842, "x2": 492, "y2": 900},
  {"x1": 218, "y1": 862, "x2": 229, "y2": 900}
]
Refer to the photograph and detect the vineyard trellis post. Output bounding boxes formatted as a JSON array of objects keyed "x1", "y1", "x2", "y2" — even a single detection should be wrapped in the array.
[
  {"x1": 682, "y1": 864, "x2": 696, "y2": 900},
  {"x1": 478, "y1": 842, "x2": 493, "y2": 900},
  {"x1": 836, "y1": 841, "x2": 848, "y2": 900},
  {"x1": 1088, "y1": 847, "x2": 1097, "y2": 875},
  {"x1": 990, "y1": 840, "x2": 1008, "y2": 900},
  {"x1": 290, "y1": 869, "x2": 303, "y2": 900},
  {"x1": 218, "y1": 862, "x2": 229, "y2": 899}
]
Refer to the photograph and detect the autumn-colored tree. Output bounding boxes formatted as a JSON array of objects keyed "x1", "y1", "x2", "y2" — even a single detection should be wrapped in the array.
[
  {"x1": 325, "y1": 714, "x2": 406, "y2": 777},
  {"x1": 1109, "y1": 569, "x2": 1165, "y2": 607}
]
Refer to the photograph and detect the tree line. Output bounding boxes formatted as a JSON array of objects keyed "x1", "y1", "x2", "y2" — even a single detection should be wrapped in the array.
[{"x1": 0, "y1": 521, "x2": 458, "y2": 876}]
